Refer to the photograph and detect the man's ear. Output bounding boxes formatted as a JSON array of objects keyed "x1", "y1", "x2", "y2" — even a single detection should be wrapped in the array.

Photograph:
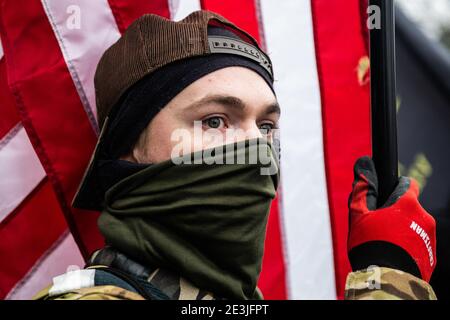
[{"x1": 132, "y1": 147, "x2": 149, "y2": 164}]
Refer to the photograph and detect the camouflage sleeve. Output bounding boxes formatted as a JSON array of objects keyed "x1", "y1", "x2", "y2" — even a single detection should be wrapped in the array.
[
  {"x1": 345, "y1": 267, "x2": 437, "y2": 300},
  {"x1": 33, "y1": 285, "x2": 145, "y2": 300}
]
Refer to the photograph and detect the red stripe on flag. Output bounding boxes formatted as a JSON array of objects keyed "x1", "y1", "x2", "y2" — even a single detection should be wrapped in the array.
[
  {"x1": 201, "y1": 0, "x2": 287, "y2": 299},
  {"x1": 107, "y1": 0, "x2": 171, "y2": 32},
  {"x1": 0, "y1": 59, "x2": 19, "y2": 138},
  {"x1": 311, "y1": 0, "x2": 372, "y2": 298},
  {"x1": 0, "y1": 0, "x2": 104, "y2": 259},
  {"x1": 0, "y1": 179, "x2": 67, "y2": 299}
]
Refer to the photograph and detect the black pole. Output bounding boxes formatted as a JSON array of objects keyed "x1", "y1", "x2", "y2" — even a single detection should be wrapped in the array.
[{"x1": 369, "y1": 0, "x2": 399, "y2": 207}]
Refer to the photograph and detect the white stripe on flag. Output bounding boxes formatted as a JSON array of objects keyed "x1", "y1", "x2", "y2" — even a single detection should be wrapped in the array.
[
  {"x1": 169, "y1": 0, "x2": 201, "y2": 21},
  {"x1": 0, "y1": 41, "x2": 3, "y2": 59},
  {"x1": 0, "y1": 125, "x2": 46, "y2": 223},
  {"x1": 5, "y1": 230, "x2": 85, "y2": 300},
  {"x1": 41, "y1": 0, "x2": 121, "y2": 134},
  {"x1": 259, "y1": 0, "x2": 336, "y2": 299}
]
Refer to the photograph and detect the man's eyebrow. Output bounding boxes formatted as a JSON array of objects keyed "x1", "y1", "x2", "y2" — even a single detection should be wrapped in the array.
[
  {"x1": 184, "y1": 94, "x2": 280, "y2": 115},
  {"x1": 184, "y1": 94, "x2": 247, "y2": 113}
]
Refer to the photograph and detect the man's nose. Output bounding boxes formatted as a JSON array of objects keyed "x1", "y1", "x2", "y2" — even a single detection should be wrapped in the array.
[
  {"x1": 244, "y1": 124, "x2": 264, "y2": 140},
  {"x1": 225, "y1": 122, "x2": 263, "y2": 144}
]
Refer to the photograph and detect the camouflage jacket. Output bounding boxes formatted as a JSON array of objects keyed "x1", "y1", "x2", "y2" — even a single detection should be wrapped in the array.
[
  {"x1": 345, "y1": 266, "x2": 436, "y2": 300},
  {"x1": 34, "y1": 247, "x2": 436, "y2": 300}
]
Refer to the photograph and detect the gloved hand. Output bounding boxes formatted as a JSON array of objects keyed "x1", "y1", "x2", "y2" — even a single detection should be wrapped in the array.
[{"x1": 347, "y1": 156, "x2": 437, "y2": 282}]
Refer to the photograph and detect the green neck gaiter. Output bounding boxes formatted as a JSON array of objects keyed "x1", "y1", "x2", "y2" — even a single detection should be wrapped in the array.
[{"x1": 98, "y1": 139, "x2": 279, "y2": 300}]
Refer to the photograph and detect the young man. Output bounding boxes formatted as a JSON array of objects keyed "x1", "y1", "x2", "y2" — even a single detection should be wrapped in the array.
[{"x1": 35, "y1": 10, "x2": 436, "y2": 300}]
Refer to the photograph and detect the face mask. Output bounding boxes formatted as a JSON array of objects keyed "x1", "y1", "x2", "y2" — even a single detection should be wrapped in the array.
[{"x1": 98, "y1": 138, "x2": 279, "y2": 299}]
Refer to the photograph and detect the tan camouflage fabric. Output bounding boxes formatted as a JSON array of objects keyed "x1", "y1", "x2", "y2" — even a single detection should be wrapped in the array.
[
  {"x1": 33, "y1": 267, "x2": 216, "y2": 301},
  {"x1": 345, "y1": 267, "x2": 437, "y2": 300},
  {"x1": 34, "y1": 285, "x2": 144, "y2": 300}
]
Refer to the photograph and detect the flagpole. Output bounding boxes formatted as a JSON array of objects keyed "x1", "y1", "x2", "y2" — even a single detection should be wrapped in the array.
[{"x1": 369, "y1": 0, "x2": 399, "y2": 207}]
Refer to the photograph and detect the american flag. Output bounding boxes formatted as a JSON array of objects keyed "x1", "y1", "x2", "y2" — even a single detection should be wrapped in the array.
[{"x1": 0, "y1": 0, "x2": 371, "y2": 300}]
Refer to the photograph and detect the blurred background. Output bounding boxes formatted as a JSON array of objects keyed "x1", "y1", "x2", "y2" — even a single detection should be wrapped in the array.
[
  {"x1": 397, "y1": 0, "x2": 450, "y2": 50},
  {"x1": 395, "y1": 0, "x2": 450, "y2": 298}
]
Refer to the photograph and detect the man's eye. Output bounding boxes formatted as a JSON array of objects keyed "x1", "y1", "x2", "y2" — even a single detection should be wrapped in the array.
[
  {"x1": 203, "y1": 116, "x2": 225, "y2": 129},
  {"x1": 259, "y1": 123, "x2": 275, "y2": 134}
]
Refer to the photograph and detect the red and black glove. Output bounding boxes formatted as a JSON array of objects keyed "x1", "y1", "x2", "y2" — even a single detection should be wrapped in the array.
[{"x1": 348, "y1": 156, "x2": 437, "y2": 282}]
